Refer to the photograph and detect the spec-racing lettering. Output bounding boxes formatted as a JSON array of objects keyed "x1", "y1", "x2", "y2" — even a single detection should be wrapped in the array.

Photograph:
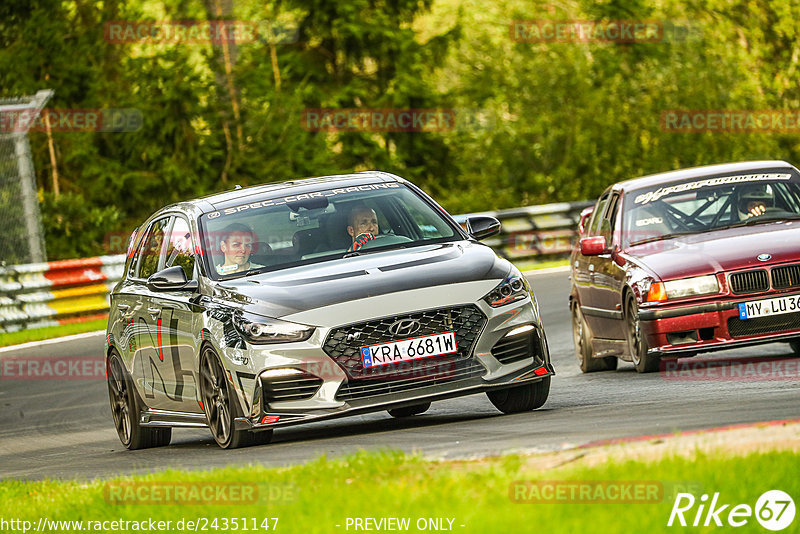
[{"x1": 211, "y1": 183, "x2": 400, "y2": 218}]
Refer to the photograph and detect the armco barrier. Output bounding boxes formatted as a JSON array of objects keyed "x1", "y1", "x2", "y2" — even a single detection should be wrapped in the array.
[
  {"x1": 0, "y1": 256, "x2": 124, "y2": 332},
  {"x1": 0, "y1": 201, "x2": 592, "y2": 332}
]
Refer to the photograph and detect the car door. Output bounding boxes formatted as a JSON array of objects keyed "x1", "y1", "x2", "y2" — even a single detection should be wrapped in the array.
[
  {"x1": 147, "y1": 216, "x2": 202, "y2": 413},
  {"x1": 130, "y1": 215, "x2": 187, "y2": 411},
  {"x1": 110, "y1": 227, "x2": 146, "y2": 371},
  {"x1": 576, "y1": 192, "x2": 610, "y2": 333},
  {"x1": 591, "y1": 192, "x2": 628, "y2": 339}
]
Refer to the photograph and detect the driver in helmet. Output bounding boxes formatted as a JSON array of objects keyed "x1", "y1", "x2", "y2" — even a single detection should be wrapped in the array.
[{"x1": 737, "y1": 184, "x2": 774, "y2": 220}]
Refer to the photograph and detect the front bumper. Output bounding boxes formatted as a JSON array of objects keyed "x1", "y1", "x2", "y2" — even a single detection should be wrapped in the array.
[
  {"x1": 640, "y1": 292, "x2": 800, "y2": 357},
  {"x1": 222, "y1": 296, "x2": 552, "y2": 431}
]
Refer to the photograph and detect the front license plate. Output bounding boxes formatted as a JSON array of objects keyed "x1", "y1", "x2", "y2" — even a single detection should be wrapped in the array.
[
  {"x1": 361, "y1": 331, "x2": 458, "y2": 368},
  {"x1": 738, "y1": 294, "x2": 800, "y2": 319}
]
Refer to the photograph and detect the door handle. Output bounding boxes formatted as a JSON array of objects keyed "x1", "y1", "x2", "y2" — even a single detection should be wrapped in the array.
[{"x1": 147, "y1": 307, "x2": 162, "y2": 320}]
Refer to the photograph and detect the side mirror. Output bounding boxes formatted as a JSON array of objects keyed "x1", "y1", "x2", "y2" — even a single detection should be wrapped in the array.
[
  {"x1": 578, "y1": 207, "x2": 594, "y2": 234},
  {"x1": 580, "y1": 236, "x2": 608, "y2": 256},
  {"x1": 147, "y1": 266, "x2": 199, "y2": 292},
  {"x1": 467, "y1": 216, "x2": 501, "y2": 240}
]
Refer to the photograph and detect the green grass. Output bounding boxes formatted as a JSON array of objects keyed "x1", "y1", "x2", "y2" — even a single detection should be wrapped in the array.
[
  {"x1": 0, "y1": 318, "x2": 107, "y2": 348},
  {"x1": 0, "y1": 449, "x2": 795, "y2": 533}
]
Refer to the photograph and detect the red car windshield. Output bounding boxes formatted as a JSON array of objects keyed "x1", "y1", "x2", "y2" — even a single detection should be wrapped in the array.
[{"x1": 624, "y1": 171, "x2": 800, "y2": 246}]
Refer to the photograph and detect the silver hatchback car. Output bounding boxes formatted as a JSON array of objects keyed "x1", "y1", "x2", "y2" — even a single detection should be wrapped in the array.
[{"x1": 105, "y1": 172, "x2": 553, "y2": 449}]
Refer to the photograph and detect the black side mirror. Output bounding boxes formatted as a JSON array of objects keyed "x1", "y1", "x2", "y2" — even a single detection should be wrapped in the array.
[
  {"x1": 467, "y1": 216, "x2": 501, "y2": 240},
  {"x1": 147, "y1": 266, "x2": 199, "y2": 292}
]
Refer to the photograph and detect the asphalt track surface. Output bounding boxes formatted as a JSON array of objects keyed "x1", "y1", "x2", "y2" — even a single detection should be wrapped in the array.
[{"x1": 1, "y1": 270, "x2": 798, "y2": 480}]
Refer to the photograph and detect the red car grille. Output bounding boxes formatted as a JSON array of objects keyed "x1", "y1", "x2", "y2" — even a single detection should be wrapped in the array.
[
  {"x1": 772, "y1": 264, "x2": 800, "y2": 290},
  {"x1": 729, "y1": 270, "x2": 769, "y2": 294}
]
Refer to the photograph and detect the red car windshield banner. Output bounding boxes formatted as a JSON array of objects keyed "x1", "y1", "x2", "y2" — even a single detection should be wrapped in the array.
[{"x1": 633, "y1": 173, "x2": 793, "y2": 204}]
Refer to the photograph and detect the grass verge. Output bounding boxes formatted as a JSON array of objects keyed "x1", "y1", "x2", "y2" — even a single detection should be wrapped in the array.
[
  {"x1": 0, "y1": 449, "x2": 795, "y2": 533},
  {"x1": 0, "y1": 318, "x2": 107, "y2": 348}
]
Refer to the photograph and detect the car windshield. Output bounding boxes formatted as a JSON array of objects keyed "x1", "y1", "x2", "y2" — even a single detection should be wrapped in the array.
[
  {"x1": 623, "y1": 170, "x2": 800, "y2": 246},
  {"x1": 199, "y1": 182, "x2": 460, "y2": 279}
]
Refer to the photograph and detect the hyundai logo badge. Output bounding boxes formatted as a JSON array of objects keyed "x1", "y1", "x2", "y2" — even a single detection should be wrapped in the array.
[
  {"x1": 757, "y1": 254, "x2": 772, "y2": 262},
  {"x1": 388, "y1": 319, "x2": 421, "y2": 337}
]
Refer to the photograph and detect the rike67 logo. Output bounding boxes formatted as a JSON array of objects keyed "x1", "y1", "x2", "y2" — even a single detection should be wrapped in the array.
[{"x1": 668, "y1": 490, "x2": 795, "y2": 531}]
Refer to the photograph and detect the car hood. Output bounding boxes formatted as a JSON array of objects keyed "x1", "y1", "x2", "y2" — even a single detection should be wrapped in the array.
[
  {"x1": 627, "y1": 221, "x2": 800, "y2": 280},
  {"x1": 213, "y1": 241, "x2": 507, "y2": 319}
]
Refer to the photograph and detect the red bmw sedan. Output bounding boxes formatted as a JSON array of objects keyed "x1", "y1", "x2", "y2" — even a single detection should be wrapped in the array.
[{"x1": 570, "y1": 160, "x2": 800, "y2": 373}]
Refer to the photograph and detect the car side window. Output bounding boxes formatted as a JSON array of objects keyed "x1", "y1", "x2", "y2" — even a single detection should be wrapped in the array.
[
  {"x1": 600, "y1": 193, "x2": 620, "y2": 243},
  {"x1": 589, "y1": 194, "x2": 610, "y2": 236},
  {"x1": 136, "y1": 217, "x2": 171, "y2": 280},
  {"x1": 164, "y1": 217, "x2": 196, "y2": 280}
]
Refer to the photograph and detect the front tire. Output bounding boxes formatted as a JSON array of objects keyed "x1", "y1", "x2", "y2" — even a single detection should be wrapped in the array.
[
  {"x1": 572, "y1": 303, "x2": 617, "y2": 372},
  {"x1": 199, "y1": 346, "x2": 272, "y2": 448},
  {"x1": 487, "y1": 377, "x2": 550, "y2": 414},
  {"x1": 107, "y1": 351, "x2": 172, "y2": 450},
  {"x1": 625, "y1": 294, "x2": 660, "y2": 373}
]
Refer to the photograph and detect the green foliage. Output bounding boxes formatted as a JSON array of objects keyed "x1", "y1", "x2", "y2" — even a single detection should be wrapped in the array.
[
  {"x1": 2, "y1": 0, "x2": 800, "y2": 259},
  {"x1": 40, "y1": 191, "x2": 120, "y2": 259}
]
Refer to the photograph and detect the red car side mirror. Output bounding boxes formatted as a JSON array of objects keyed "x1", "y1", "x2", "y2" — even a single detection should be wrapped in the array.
[{"x1": 580, "y1": 236, "x2": 608, "y2": 256}]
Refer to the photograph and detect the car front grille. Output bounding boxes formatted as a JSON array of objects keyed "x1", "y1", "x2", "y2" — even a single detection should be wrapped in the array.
[
  {"x1": 322, "y1": 305, "x2": 487, "y2": 381},
  {"x1": 260, "y1": 372, "x2": 323, "y2": 404},
  {"x1": 727, "y1": 312, "x2": 800, "y2": 338},
  {"x1": 335, "y1": 359, "x2": 486, "y2": 401},
  {"x1": 729, "y1": 270, "x2": 769, "y2": 295},
  {"x1": 491, "y1": 330, "x2": 543, "y2": 365},
  {"x1": 772, "y1": 264, "x2": 800, "y2": 290}
]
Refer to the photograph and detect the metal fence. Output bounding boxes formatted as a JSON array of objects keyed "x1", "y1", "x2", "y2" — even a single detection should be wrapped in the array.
[
  {"x1": 0, "y1": 200, "x2": 592, "y2": 333},
  {"x1": 0, "y1": 90, "x2": 52, "y2": 265}
]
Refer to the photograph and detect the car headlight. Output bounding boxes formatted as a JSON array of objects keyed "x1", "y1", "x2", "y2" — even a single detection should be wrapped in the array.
[
  {"x1": 483, "y1": 271, "x2": 531, "y2": 307},
  {"x1": 647, "y1": 275, "x2": 720, "y2": 302},
  {"x1": 234, "y1": 314, "x2": 314, "y2": 344}
]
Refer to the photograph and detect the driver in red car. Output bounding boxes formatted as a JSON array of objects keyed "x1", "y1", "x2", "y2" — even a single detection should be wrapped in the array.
[
  {"x1": 738, "y1": 184, "x2": 774, "y2": 219},
  {"x1": 347, "y1": 205, "x2": 380, "y2": 251}
]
